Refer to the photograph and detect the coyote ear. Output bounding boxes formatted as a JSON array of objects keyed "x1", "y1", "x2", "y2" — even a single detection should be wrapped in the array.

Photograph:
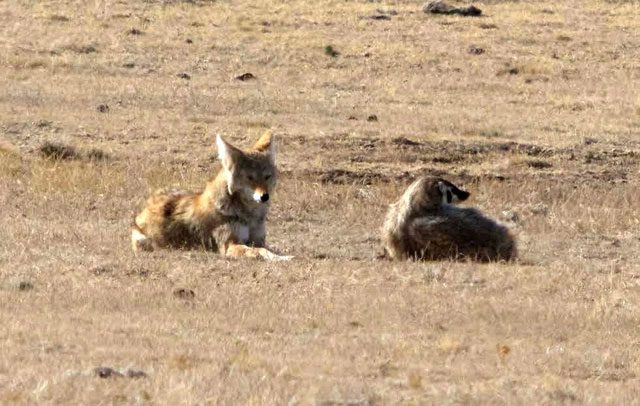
[
  {"x1": 216, "y1": 135, "x2": 240, "y2": 194},
  {"x1": 253, "y1": 130, "x2": 276, "y2": 161},
  {"x1": 216, "y1": 134, "x2": 241, "y2": 169}
]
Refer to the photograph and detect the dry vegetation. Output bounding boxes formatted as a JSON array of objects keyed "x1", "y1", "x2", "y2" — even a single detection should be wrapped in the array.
[{"x1": 1, "y1": 0, "x2": 640, "y2": 404}]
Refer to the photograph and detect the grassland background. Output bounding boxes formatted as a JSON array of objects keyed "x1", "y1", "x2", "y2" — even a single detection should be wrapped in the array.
[{"x1": 1, "y1": 0, "x2": 639, "y2": 404}]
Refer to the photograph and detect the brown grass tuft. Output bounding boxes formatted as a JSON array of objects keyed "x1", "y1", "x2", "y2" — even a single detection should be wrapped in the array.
[{"x1": 39, "y1": 142, "x2": 80, "y2": 160}]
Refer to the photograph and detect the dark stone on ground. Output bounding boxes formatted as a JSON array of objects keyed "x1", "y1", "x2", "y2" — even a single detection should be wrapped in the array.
[
  {"x1": 424, "y1": 1, "x2": 482, "y2": 17},
  {"x1": 235, "y1": 73, "x2": 255, "y2": 81},
  {"x1": 94, "y1": 367, "x2": 124, "y2": 379}
]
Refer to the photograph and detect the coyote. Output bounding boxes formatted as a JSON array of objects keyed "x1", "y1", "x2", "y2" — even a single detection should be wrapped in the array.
[
  {"x1": 131, "y1": 131, "x2": 292, "y2": 261},
  {"x1": 382, "y1": 176, "x2": 516, "y2": 262}
]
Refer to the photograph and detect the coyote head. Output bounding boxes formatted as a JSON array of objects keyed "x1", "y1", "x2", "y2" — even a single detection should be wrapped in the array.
[
  {"x1": 405, "y1": 176, "x2": 470, "y2": 210},
  {"x1": 216, "y1": 131, "x2": 278, "y2": 203}
]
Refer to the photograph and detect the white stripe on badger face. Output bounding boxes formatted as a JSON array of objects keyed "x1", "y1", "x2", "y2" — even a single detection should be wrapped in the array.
[
  {"x1": 437, "y1": 181, "x2": 459, "y2": 205},
  {"x1": 449, "y1": 192, "x2": 460, "y2": 204},
  {"x1": 437, "y1": 182, "x2": 449, "y2": 204}
]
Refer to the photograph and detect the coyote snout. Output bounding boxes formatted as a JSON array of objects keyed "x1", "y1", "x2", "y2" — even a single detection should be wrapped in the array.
[
  {"x1": 131, "y1": 131, "x2": 292, "y2": 261},
  {"x1": 253, "y1": 187, "x2": 269, "y2": 203}
]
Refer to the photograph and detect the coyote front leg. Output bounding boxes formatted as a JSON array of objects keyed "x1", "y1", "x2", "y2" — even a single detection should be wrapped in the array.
[{"x1": 225, "y1": 243, "x2": 292, "y2": 261}]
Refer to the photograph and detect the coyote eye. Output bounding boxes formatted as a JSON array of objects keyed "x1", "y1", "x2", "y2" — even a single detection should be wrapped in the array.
[{"x1": 247, "y1": 174, "x2": 256, "y2": 181}]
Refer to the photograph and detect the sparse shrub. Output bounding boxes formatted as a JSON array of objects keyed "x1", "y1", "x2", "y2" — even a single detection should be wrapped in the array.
[
  {"x1": 39, "y1": 142, "x2": 80, "y2": 160},
  {"x1": 325, "y1": 45, "x2": 339, "y2": 57},
  {"x1": 527, "y1": 159, "x2": 553, "y2": 169},
  {"x1": 39, "y1": 142, "x2": 109, "y2": 161},
  {"x1": 86, "y1": 148, "x2": 109, "y2": 161},
  {"x1": 0, "y1": 142, "x2": 22, "y2": 178}
]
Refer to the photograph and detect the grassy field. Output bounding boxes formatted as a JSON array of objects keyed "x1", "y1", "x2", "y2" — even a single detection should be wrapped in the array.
[{"x1": 1, "y1": 0, "x2": 639, "y2": 404}]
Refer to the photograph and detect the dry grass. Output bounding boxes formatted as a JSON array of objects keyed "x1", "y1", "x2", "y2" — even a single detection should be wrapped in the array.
[{"x1": 1, "y1": 0, "x2": 640, "y2": 404}]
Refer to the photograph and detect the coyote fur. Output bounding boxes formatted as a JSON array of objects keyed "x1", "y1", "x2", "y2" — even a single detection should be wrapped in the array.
[
  {"x1": 131, "y1": 131, "x2": 291, "y2": 261},
  {"x1": 382, "y1": 176, "x2": 516, "y2": 262}
]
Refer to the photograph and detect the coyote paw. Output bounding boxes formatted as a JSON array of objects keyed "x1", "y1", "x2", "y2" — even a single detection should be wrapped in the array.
[
  {"x1": 273, "y1": 254, "x2": 294, "y2": 261},
  {"x1": 259, "y1": 248, "x2": 293, "y2": 261},
  {"x1": 131, "y1": 228, "x2": 154, "y2": 252}
]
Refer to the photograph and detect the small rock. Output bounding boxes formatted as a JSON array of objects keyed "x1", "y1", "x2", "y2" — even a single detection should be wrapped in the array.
[
  {"x1": 235, "y1": 72, "x2": 255, "y2": 81},
  {"x1": 126, "y1": 369, "x2": 148, "y2": 379},
  {"x1": 0, "y1": 140, "x2": 18, "y2": 154},
  {"x1": 94, "y1": 367, "x2": 147, "y2": 379},
  {"x1": 122, "y1": 62, "x2": 135, "y2": 68},
  {"x1": 36, "y1": 120, "x2": 52, "y2": 128},
  {"x1": 177, "y1": 73, "x2": 191, "y2": 80},
  {"x1": 94, "y1": 367, "x2": 124, "y2": 379},
  {"x1": 469, "y1": 46, "x2": 485, "y2": 55},
  {"x1": 367, "y1": 114, "x2": 378, "y2": 122},
  {"x1": 127, "y1": 28, "x2": 143, "y2": 35},
  {"x1": 185, "y1": 38, "x2": 193, "y2": 44},
  {"x1": 96, "y1": 104, "x2": 109, "y2": 113}
]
